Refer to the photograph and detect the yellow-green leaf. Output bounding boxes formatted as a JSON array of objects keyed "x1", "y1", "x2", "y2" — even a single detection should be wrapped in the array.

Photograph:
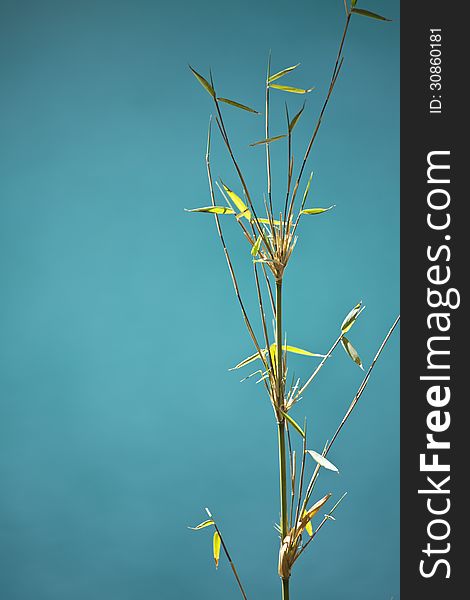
[
  {"x1": 341, "y1": 301, "x2": 364, "y2": 334},
  {"x1": 269, "y1": 84, "x2": 314, "y2": 94},
  {"x1": 217, "y1": 97, "x2": 259, "y2": 114},
  {"x1": 300, "y1": 172, "x2": 314, "y2": 210},
  {"x1": 351, "y1": 7, "x2": 391, "y2": 21},
  {"x1": 251, "y1": 235, "x2": 262, "y2": 257},
  {"x1": 221, "y1": 182, "x2": 251, "y2": 221},
  {"x1": 213, "y1": 531, "x2": 221, "y2": 569},
  {"x1": 304, "y1": 511, "x2": 313, "y2": 536},
  {"x1": 351, "y1": 0, "x2": 358, "y2": 6},
  {"x1": 189, "y1": 65, "x2": 216, "y2": 97},
  {"x1": 341, "y1": 336, "x2": 364, "y2": 370},
  {"x1": 279, "y1": 408, "x2": 305, "y2": 438},
  {"x1": 186, "y1": 206, "x2": 235, "y2": 215},
  {"x1": 289, "y1": 102, "x2": 305, "y2": 132},
  {"x1": 256, "y1": 217, "x2": 281, "y2": 226},
  {"x1": 301, "y1": 205, "x2": 335, "y2": 215},
  {"x1": 189, "y1": 519, "x2": 215, "y2": 530},
  {"x1": 268, "y1": 63, "x2": 300, "y2": 83},
  {"x1": 270, "y1": 343, "x2": 324, "y2": 358},
  {"x1": 307, "y1": 449, "x2": 339, "y2": 473},
  {"x1": 250, "y1": 135, "x2": 286, "y2": 147}
]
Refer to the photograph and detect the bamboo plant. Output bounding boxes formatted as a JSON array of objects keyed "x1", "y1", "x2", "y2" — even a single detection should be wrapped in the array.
[{"x1": 187, "y1": 2, "x2": 399, "y2": 598}]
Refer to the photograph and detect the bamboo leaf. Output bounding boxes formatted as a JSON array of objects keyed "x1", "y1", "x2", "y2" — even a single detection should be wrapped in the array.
[
  {"x1": 189, "y1": 519, "x2": 215, "y2": 530},
  {"x1": 341, "y1": 336, "x2": 364, "y2": 370},
  {"x1": 221, "y1": 182, "x2": 251, "y2": 221},
  {"x1": 270, "y1": 343, "x2": 325, "y2": 358},
  {"x1": 279, "y1": 408, "x2": 305, "y2": 438},
  {"x1": 289, "y1": 102, "x2": 305, "y2": 132},
  {"x1": 307, "y1": 449, "x2": 340, "y2": 473},
  {"x1": 217, "y1": 97, "x2": 259, "y2": 114},
  {"x1": 352, "y1": 0, "x2": 358, "y2": 6},
  {"x1": 251, "y1": 235, "x2": 262, "y2": 257},
  {"x1": 341, "y1": 301, "x2": 364, "y2": 334},
  {"x1": 269, "y1": 84, "x2": 314, "y2": 94},
  {"x1": 301, "y1": 205, "x2": 335, "y2": 215},
  {"x1": 268, "y1": 63, "x2": 300, "y2": 83},
  {"x1": 186, "y1": 206, "x2": 235, "y2": 215},
  {"x1": 301, "y1": 172, "x2": 314, "y2": 211},
  {"x1": 213, "y1": 531, "x2": 221, "y2": 569},
  {"x1": 229, "y1": 350, "x2": 267, "y2": 370},
  {"x1": 351, "y1": 7, "x2": 391, "y2": 21},
  {"x1": 256, "y1": 217, "x2": 281, "y2": 226},
  {"x1": 250, "y1": 135, "x2": 286, "y2": 147},
  {"x1": 305, "y1": 493, "x2": 331, "y2": 521},
  {"x1": 304, "y1": 511, "x2": 313, "y2": 536},
  {"x1": 189, "y1": 65, "x2": 216, "y2": 97}
]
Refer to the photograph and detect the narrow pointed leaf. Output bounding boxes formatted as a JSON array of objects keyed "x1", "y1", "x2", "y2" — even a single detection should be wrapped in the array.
[
  {"x1": 279, "y1": 408, "x2": 305, "y2": 438},
  {"x1": 305, "y1": 493, "x2": 331, "y2": 521},
  {"x1": 189, "y1": 519, "x2": 214, "y2": 530},
  {"x1": 351, "y1": 7, "x2": 391, "y2": 21},
  {"x1": 221, "y1": 182, "x2": 251, "y2": 220},
  {"x1": 301, "y1": 205, "x2": 335, "y2": 215},
  {"x1": 341, "y1": 301, "x2": 364, "y2": 334},
  {"x1": 270, "y1": 343, "x2": 324, "y2": 358},
  {"x1": 186, "y1": 206, "x2": 235, "y2": 215},
  {"x1": 251, "y1": 235, "x2": 262, "y2": 257},
  {"x1": 269, "y1": 84, "x2": 314, "y2": 94},
  {"x1": 217, "y1": 97, "x2": 259, "y2": 114},
  {"x1": 307, "y1": 449, "x2": 339, "y2": 473},
  {"x1": 289, "y1": 103, "x2": 305, "y2": 132},
  {"x1": 301, "y1": 172, "x2": 314, "y2": 211},
  {"x1": 352, "y1": 0, "x2": 358, "y2": 5},
  {"x1": 250, "y1": 135, "x2": 286, "y2": 147},
  {"x1": 229, "y1": 350, "x2": 267, "y2": 370},
  {"x1": 256, "y1": 217, "x2": 281, "y2": 226},
  {"x1": 341, "y1": 336, "x2": 364, "y2": 370},
  {"x1": 189, "y1": 65, "x2": 216, "y2": 97},
  {"x1": 213, "y1": 531, "x2": 221, "y2": 569},
  {"x1": 303, "y1": 511, "x2": 313, "y2": 536},
  {"x1": 268, "y1": 63, "x2": 300, "y2": 83}
]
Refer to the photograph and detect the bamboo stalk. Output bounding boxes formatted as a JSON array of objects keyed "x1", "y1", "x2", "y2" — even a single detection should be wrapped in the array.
[{"x1": 276, "y1": 279, "x2": 290, "y2": 599}]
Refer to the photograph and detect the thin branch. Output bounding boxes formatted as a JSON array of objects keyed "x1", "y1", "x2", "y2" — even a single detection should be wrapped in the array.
[{"x1": 206, "y1": 508, "x2": 249, "y2": 600}]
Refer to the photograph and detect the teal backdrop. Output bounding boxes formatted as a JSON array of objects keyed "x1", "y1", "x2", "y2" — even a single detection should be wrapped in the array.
[{"x1": 0, "y1": 0, "x2": 399, "y2": 598}]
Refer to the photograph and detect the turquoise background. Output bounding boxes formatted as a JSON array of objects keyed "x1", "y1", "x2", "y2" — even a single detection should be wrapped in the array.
[{"x1": 0, "y1": 1, "x2": 399, "y2": 598}]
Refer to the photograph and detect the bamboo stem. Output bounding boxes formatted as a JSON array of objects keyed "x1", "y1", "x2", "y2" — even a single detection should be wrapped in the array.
[{"x1": 276, "y1": 279, "x2": 290, "y2": 599}]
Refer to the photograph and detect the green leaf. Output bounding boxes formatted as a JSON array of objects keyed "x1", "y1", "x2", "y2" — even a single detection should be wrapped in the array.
[
  {"x1": 189, "y1": 65, "x2": 216, "y2": 97},
  {"x1": 351, "y1": 0, "x2": 358, "y2": 6},
  {"x1": 341, "y1": 336, "x2": 364, "y2": 370},
  {"x1": 185, "y1": 206, "x2": 235, "y2": 215},
  {"x1": 301, "y1": 172, "x2": 314, "y2": 210},
  {"x1": 289, "y1": 102, "x2": 305, "y2": 132},
  {"x1": 268, "y1": 63, "x2": 301, "y2": 83},
  {"x1": 341, "y1": 301, "x2": 364, "y2": 334},
  {"x1": 351, "y1": 7, "x2": 391, "y2": 21},
  {"x1": 270, "y1": 343, "x2": 325, "y2": 358},
  {"x1": 221, "y1": 182, "x2": 251, "y2": 221},
  {"x1": 269, "y1": 84, "x2": 314, "y2": 94},
  {"x1": 279, "y1": 408, "x2": 305, "y2": 438},
  {"x1": 213, "y1": 531, "x2": 221, "y2": 569},
  {"x1": 307, "y1": 449, "x2": 339, "y2": 473},
  {"x1": 301, "y1": 205, "x2": 335, "y2": 215},
  {"x1": 189, "y1": 519, "x2": 215, "y2": 530},
  {"x1": 251, "y1": 235, "x2": 262, "y2": 257},
  {"x1": 303, "y1": 510, "x2": 313, "y2": 536},
  {"x1": 249, "y1": 135, "x2": 286, "y2": 147},
  {"x1": 256, "y1": 217, "x2": 281, "y2": 226},
  {"x1": 217, "y1": 97, "x2": 259, "y2": 114}
]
